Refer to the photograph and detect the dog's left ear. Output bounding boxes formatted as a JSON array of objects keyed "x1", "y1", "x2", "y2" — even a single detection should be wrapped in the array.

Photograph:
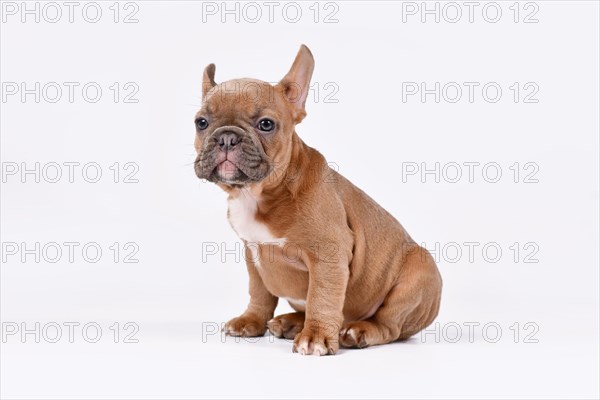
[
  {"x1": 202, "y1": 63, "x2": 217, "y2": 100},
  {"x1": 278, "y1": 45, "x2": 315, "y2": 123}
]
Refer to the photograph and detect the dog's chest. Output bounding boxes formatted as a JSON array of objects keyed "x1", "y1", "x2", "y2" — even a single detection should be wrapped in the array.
[
  {"x1": 227, "y1": 194, "x2": 284, "y2": 245},
  {"x1": 227, "y1": 193, "x2": 308, "y2": 302}
]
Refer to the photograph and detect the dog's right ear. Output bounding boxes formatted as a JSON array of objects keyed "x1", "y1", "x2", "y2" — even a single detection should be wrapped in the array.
[{"x1": 202, "y1": 64, "x2": 217, "y2": 100}]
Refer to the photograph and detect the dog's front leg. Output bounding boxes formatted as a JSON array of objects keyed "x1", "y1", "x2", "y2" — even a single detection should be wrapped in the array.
[
  {"x1": 293, "y1": 253, "x2": 349, "y2": 356},
  {"x1": 224, "y1": 247, "x2": 278, "y2": 337}
]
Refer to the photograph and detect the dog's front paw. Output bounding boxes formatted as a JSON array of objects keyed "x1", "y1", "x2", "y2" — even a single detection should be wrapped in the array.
[
  {"x1": 224, "y1": 314, "x2": 267, "y2": 337},
  {"x1": 292, "y1": 320, "x2": 339, "y2": 356}
]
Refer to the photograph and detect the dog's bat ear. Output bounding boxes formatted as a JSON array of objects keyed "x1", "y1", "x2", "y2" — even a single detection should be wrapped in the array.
[
  {"x1": 202, "y1": 63, "x2": 217, "y2": 100},
  {"x1": 278, "y1": 45, "x2": 315, "y2": 123}
]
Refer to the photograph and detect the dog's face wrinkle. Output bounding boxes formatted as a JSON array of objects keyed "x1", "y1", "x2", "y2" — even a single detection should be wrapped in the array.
[
  {"x1": 195, "y1": 124, "x2": 272, "y2": 185},
  {"x1": 194, "y1": 77, "x2": 296, "y2": 188}
]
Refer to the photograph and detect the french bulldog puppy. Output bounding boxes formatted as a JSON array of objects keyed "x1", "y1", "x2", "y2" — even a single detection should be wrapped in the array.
[{"x1": 194, "y1": 45, "x2": 442, "y2": 356}]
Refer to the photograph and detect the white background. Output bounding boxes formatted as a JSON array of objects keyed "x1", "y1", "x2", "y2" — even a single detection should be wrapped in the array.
[{"x1": 1, "y1": 1, "x2": 599, "y2": 399}]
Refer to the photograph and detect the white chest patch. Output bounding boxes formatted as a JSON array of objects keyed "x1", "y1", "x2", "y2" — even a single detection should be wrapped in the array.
[{"x1": 228, "y1": 192, "x2": 286, "y2": 246}]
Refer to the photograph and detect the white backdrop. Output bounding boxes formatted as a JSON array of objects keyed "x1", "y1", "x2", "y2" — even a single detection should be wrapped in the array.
[{"x1": 1, "y1": 1, "x2": 599, "y2": 399}]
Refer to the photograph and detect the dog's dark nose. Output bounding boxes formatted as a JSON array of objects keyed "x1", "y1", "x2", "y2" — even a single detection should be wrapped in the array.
[{"x1": 218, "y1": 132, "x2": 240, "y2": 151}]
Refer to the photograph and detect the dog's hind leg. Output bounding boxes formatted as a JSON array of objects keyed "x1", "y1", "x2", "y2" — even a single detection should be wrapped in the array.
[
  {"x1": 267, "y1": 312, "x2": 305, "y2": 339},
  {"x1": 340, "y1": 246, "x2": 442, "y2": 348}
]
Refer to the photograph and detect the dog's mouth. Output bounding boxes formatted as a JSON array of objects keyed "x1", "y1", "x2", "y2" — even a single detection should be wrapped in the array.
[
  {"x1": 217, "y1": 160, "x2": 238, "y2": 178},
  {"x1": 209, "y1": 159, "x2": 250, "y2": 185},
  {"x1": 194, "y1": 126, "x2": 271, "y2": 186}
]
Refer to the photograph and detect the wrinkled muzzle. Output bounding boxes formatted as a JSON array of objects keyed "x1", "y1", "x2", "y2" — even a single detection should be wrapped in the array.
[{"x1": 194, "y1": 125, "x2": 271, "y2": 185}]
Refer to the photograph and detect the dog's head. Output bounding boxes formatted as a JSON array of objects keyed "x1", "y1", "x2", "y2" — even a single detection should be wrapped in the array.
[{"x1": 193, "y1": 45, "x2": 315, "y2": 189}]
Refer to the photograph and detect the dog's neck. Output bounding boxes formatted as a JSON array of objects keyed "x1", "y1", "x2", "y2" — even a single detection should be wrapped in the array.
[{"x1": 226, "y1": 131, "x2": 326, "y2": 215}]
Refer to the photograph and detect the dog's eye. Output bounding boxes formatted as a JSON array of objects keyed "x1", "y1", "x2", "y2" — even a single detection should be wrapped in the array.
[
  {"x1": 196, "y1": 118, "x2": 209, "y2": 130},
  {"x1": 257, "y1": 119, "x2": 275, "y2": 132}
]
